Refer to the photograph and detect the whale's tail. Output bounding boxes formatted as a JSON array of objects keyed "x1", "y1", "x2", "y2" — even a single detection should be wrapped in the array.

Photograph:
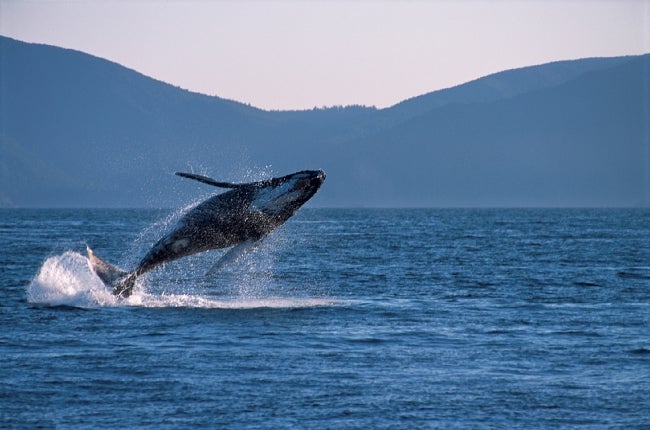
[{"x1": 86, "y1": 247, "x2": 138, "y2": 298}]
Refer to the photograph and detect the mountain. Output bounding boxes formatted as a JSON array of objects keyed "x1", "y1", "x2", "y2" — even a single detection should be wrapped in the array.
[
  {"x1": 332, "y1": 56, "x2": 648, "y2": 207},
  {"x1": 1, "y1": 35, "x2": 648, "y2": 207}
]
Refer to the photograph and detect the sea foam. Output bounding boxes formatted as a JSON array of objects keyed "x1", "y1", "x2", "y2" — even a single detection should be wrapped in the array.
[
  {"x1": 27, "y1": 251, "x2": 118, "y2": 307},
  {"x1": 27, "y1": 251, "x2": 334, "y2": 309}
]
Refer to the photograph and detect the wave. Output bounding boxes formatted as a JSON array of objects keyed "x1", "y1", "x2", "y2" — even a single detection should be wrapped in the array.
[{"x1": 27, "y1": 251, "x2": 336, "y2": 309}]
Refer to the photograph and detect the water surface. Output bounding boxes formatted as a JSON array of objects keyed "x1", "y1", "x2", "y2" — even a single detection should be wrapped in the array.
[{"x1": 1, "y1": 208, "x2": 649, "y2": 428}]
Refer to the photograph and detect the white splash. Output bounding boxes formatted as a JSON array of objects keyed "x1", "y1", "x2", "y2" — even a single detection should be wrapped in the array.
[
  {"x1": 27, "y1": 251, "x2": 118, "y2": 307},
  {"x1": 129, "y1": 293, "x2": 337, "y2": 309},
  {"x1": 27, "y1": 251, "x2": 336, "y2": 309}
]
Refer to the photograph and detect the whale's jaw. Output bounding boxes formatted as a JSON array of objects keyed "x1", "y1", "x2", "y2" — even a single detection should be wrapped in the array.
[{"x1": 253, "y1": 170, "x2": 326, "y2": 217}]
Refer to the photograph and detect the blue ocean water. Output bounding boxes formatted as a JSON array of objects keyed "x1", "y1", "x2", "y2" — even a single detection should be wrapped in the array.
[{"x1": 1, "y1": 208, "x2": 649, "y2": 428}]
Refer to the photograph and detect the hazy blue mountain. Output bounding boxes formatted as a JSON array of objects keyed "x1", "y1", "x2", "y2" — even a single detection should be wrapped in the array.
[
  {"x1": 389, "y1": 57, "x2": 633, "y2": 116},
  {"x1": 1, "y1": 36, "x2": 647, "y2": 207},
  {"x1": 327, "y1": 55, "x2": 649, "y2": 207}
]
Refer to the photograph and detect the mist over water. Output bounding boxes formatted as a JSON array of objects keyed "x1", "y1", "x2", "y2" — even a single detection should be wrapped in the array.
[{"x1": 3, "y1": 208, "x2": 650, "y2": 428}]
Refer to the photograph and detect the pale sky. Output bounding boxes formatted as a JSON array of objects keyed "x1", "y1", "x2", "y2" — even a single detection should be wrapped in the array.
[{"x1": 1, "y1": 0, "x2": 648, "y2": 110}]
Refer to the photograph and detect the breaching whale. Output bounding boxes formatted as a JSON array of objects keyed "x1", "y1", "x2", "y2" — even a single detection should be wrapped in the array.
[{"x1": 87, "y1": 169, "x2": 326, "y2": 298}]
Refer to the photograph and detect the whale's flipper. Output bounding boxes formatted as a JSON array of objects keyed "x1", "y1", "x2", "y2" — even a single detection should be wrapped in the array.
[
  {"x1": 86, "y1": 247, "x2": 137, "y2": 298},
  {"x1": 206, "y1": 239, "x2": 264, "y2": 275},
  {"x1": 175, "y1": 172, "x2": 243, "y2": 189}
]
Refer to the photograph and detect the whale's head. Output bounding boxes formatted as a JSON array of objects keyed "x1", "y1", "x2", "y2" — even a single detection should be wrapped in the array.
[{"x1": 250, "y1": 170, "x2": 326, "y2": 219}]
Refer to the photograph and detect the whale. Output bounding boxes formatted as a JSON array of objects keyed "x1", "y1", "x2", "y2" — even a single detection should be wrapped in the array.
[{"x1": 87, "y1": 169, "x2": 326, "y2": 297}]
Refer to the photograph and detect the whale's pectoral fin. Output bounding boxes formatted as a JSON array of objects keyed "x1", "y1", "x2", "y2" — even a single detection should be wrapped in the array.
[
  {"x1": 206, "y1": 239, "x2": 265, "y2": 275},
  {"x1": 175, "y1": 172, "x2": 243, "y2": 189}
]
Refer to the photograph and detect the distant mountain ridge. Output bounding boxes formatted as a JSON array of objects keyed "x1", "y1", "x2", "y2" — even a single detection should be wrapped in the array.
[
  {"x1": 1, "y1": 36, "x2": 648, "y2": 207},
  {"x1": 387, "y1": 56, "x2": 634, "y2": 121}
]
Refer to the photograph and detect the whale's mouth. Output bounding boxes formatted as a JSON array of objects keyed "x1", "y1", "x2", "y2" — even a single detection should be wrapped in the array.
[
  {"x1": 294, "y1": 170, "x2": 326, "y2": 192},
  {"x1": 314, "y1": 170, "x2": 326, "y2": 186}
]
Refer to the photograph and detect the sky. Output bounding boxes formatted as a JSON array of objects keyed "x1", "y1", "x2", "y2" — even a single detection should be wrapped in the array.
[{"x1": 1, "y1": 0, "x2": 648, "y2": 111}]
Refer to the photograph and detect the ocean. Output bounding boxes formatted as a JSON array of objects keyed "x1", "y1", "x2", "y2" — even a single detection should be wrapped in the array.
[{"x1": 1, "y1": 208, "x2": 649, "y2": 428}]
